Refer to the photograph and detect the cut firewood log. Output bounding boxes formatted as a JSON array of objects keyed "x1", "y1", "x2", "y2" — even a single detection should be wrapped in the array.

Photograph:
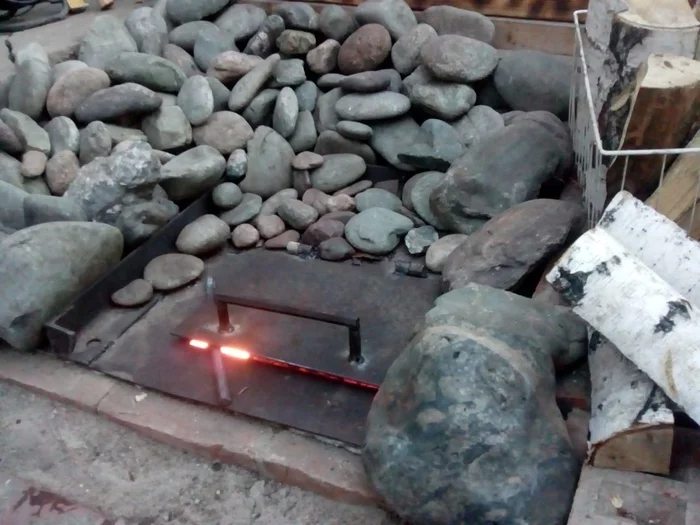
[
  {"x1": 646, "y1": 129, "x2": 700, "y2": 239},
  {"x1": 603, "y1": 54, "x2": 700, "y2": 200},
  {"x1": 584, "y1": 0, "x2": 700, "y2": 144},
  {"x1": 587, "y1": 329, "x2": 674, "y2": 474},
  {"x1": 546, "y1": 227, "x2": 700, "y2": 426},
  {"x1": 599, "y1": 191, "x2": 700, "y2": 302}
]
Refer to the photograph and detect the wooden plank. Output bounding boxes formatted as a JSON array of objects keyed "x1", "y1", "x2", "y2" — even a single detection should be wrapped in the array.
[
  {"x1": 246, "y1": 0, "x2": 575, "y2": 56},
  {"x1": 316, "y1": 0, "x2": 586, "y2": 22}
]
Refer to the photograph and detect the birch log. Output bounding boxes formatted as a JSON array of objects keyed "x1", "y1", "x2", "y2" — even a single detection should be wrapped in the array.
[
  {"x1": 646, "y1": 129, "x2": 700, "y2": 240},
  {"x1": 604, "y1": 55, "x2": 700, "y2": 200},
  {"x1": 584, "y1": 0, "x2": 700, "y2": 155},
  {"x1": 546, "y1": 228, "x2": 700, "y2": 425},
  {"x1": 587, "y1": 329, "x2": 674, "y2": 474}
]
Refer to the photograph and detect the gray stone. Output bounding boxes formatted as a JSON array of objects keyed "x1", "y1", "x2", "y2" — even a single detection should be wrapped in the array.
[
  {"x1": 45, "y1": 150, "x2": 80, "y2": 195},
  {"x1": 160, "y1": 145, "x2": 226, "y2": 201},
  {"x1": 355, "y1": 188, "x2": 401, "y2": 212},
  {"x1": 20, "y1": 150, "x2": 46, "y2": 178},
  {"x1": 206, "y1": 77, "x2": 230, "y2": 111},
  {"x1": 163, "y1": 44, "x2": 200, "y2": 78},
  {"x1": 276, "y1": 30, "x2": 316, "y2": 55},
  {"x1": 168, "y1": 21, "x2": 216, "y2": 51},
  {"x1": 301, "y1": 219, "x2": 345, "y2": 245},
  {"x1": 287, "y1": 110, "x2": 318, "y2": 153},
  {"x1": 338, "y1": 70, "x2": 400, "y2": 93},
  {"x1": 192, "y1": 111, "x2": 254, "y2": 155},
  {"x1": 402, "y1": 64, "x2": 432, "y2": 98},
  {"x1": 144, "y1": 253, "x2": 204, "y2": 291},
  {"x1": 78, "y1": 121, "x2": 112, "y2": 165},
  {"x1": 0, "y1": 180, "x2": 27, "y2": 230},
  {"x1": 336, "y1": 92, "x2": 410, "y2": 121},
  {"x1": 293, "y1": 169, "x2": 311, "y2": 194},
  {"x1": 106, "y1": 52, "x2": 187, "y2": 93},
  {"x1": 51, "y1": 60, "x2": 88, "y2": 83},
  {"x1": 78, "y1": 15, "x2": 138, "y2": 70},
  {"x1": 369, "y1": 116, "x2": 425, "y2": 171},
  {"x1": 220, "y1": 193, "x2": 263, "y2": 226},
  {"x1": 175, "y1": 214, "x2": 230, "y2": 255},
  {"x1": 212, "y1": 182, "x2": 243, "y2": 209},
  {"x1": 401, "y1": 171, "x2": 427, "y2": 211},
  {"x1": 409, "y1": 81, "x2": 476, "y2": 120},
  {"x1": 494, "y1": 50, "x2": 572, "y2": 119},
  {"x1": 442, "y1": 199, "x2": 583, "y2": 292},
  {"x1": 294, "y1": 81, "x2": 318, "y2": 113},
  {"x1": 316, "y1": 73, "x2": 345, "y2": 90},
  {"x1": 104, "y1": 125, "x2": 148, "y2": 145},
  {"x1": 391, "y1": 24, "x2": 437, "y2": 76},
  {"x1": 292, "y1": 151, "x2": 324, "y2": 170},
  {"x1": 272, "y1": 87, "x2": 299, "y2": 138},
  {"x1": 318, "y1": 236, "x2": 355, "y2": 260},
  {"x1": 0, "y1": 118, "x2": 22, "y2": 155},
  {"x1": 193, "y1": 25, "x2": 236, "y2": 72},
  {"x1": 142, "y1": 105, "x2": 193, "y2": 151},
  {"x1": 259, "y1": 188, "x2": 298, "y2": 216},
  {"x1": 404, "y1": 225, "x2": 438, "y2": 254},
  {"x1": 421, "y1": 5, "x2": 495, "y2": 43},
  {"x1": 273, "y1": 2, "x2": 319, "y2": 31},
  {"x1": 21, "y1": 178, "x2": 51, "y2": 196},
  {"x1": 271, "y1": 59, "x2": 306, "y2": 87},
  {"x1": 364, "y1": 283, "x2": 581, "y2": 525},
  {"x1": 333, "y1": 179, "x2": 372, "y2": 197},
  {"x1": 241, "y1": 89, "x2": 279, "y2": 127},
  {"x1": 231, "y1": 223, "x2": 260, "y2": 248},
  {"x1": 0, "y1": 109, "x2": 50, "y2": 154},
  {"x1": 0, "y1": 221, "x2": 123, "y2": 350},
  {"x1": 65, "y1": 142, "x2": 178, "y2": 245},
  {"x1": 313, "y1": 87, "x2": 343, "y2": 133},
  {"x1": 425, "y1": 233, "x2": 468, "y2": 273},
  {"x1": 215, "y1": 3, "x2": 267, "y2": 42},
  {"x1": 8, "y1": 43, "x2": 51, "y2": 121},
  {"x1": 310, "y1": 153, "x2": 366, "y2": 193},
  {"x1": 337, "y1": 24, "x2": 391, "y2": 75},
  {"x1": 398, "y1": 119, "x2": 465, "y2": 171},
  {"x1": 314, "y1": 130, "x2": 376, "y2": 164},
  {"x1": 23, "y1": 194, "x2": 86, "y2": 226},
  {"x1": 244, "y1": 14, "x2": 286, "y2": 58},
  {"x1": 306, "y1": 40, "x2": 340, "y2": 75},
  {"x1": 277, "y1": 199, "x2": 319, "y2": 230},
  {"x1": 228, "y1": 54, "x2": 281, "y2": 112},
  {"x1": 451, "y1": 104, "x2": 505, "y2": 146},
  {"x1": 320, "y1": 210, "x2": 355, "y2": 223},
  {"x1": 46, "y1": 67, "x2": 111, "y2": 119},
  {"x1": 74, "y1": 83, "x2": 162, "y2": 123},
  {"x1": 410, "y1": 171, "x2": 449, "y2": 230},
  {"x1": 264, "y1": 229, "x2": 299, "y2": 249},
  {"x1": 430, "y1": 120, "x2": 572, "y2": 234},
  {"x1": 125, "y1": 6, "x2": 168, "y2": 56},
  {"x1": 318, "y1": 5, "x2": 357, "y2": 43},
  {"x1": 252, "y1": 214, "x2": 285, "y2": 239},
  {"x1": 178, "y1": 75, "x2": 214, "y2": 126},
  {"x1": 302, "y1": 187, "x2": 331, "y2": 214},
  {"x1": 345, "y1": 207, "x2": 413, "y2": 255},
  {"x1": 336, "y1": 121, "x2": 372, "y2": 141},
  {"x1": 476, "y1": 76, "x2": 509, "y2": 110},
  {"x1": 240, "y1": 126, "x2": 294, "y2": 198},
  {"x1": 45, "y1": 117, "x2": 79, "y2": 156},
  {"x1": 111, "y1": 279, "x2": 153, "y2": 307},
  {"x1": 226, "y1": 149, "x2": 247, "y2": 182},
  {"x1": 166, "y1": 0, "x2": 229, "y2": 25},
  {"x1": 355, "y1": 0, "x2": 417, "y2": 41},
  {"x1": 0, "y1": 151, "x2": 23, "y2": 190},
  {"x1": 420, "y1": 35, "x2": 498, "y2": 83}
]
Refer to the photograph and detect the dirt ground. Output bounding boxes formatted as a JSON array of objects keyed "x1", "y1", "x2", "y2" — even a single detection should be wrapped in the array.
[{"x1": 0, "y1": 382, "x2": 398, "y2": 525}]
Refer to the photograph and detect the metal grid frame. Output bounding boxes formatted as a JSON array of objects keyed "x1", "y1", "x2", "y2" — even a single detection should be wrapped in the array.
[{"x1": 569, "y1": 9, "x2": 700, "y2": 229}]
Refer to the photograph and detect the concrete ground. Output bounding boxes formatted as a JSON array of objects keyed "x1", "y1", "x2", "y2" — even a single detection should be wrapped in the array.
[{"x1": 0, "y1": 381, "x2": 398, "y2": 525}]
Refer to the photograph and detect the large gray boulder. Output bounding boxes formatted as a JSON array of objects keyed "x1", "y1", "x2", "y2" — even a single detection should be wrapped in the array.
[
  {"x1": 0, "y1": 221, "x2": 123, "y2": 350},
  {"x1": 364, "y1": 283, "x2": 581, "y2": 525}
]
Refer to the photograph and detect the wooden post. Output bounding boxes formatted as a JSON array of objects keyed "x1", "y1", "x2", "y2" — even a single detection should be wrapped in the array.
[
  {"x1": 546, "y1": 227, "x2": 700, "y2": 426},
  {"x1": 587, "y1": 329, "x2": 674, "y2": 474},
  {"x1": 646, "y1": 129, "x2": 700, "y2": 240}
]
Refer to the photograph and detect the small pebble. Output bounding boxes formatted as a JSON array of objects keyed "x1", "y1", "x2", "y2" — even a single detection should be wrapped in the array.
[
  {"x1": 20, "y1": 150, "x2": 47, "y2": 178},
  {"x1": 212, "y1": 182, "x2": 243, "y2": 209},
  {"x1": 264, "y1": 229, "x2": 300, "y2": 249},
  {"x1": 292, "y1": 151, "x2": 324, "y2": 170},
  {"x1": 111, "y1": 279, "x2": 154, "y2": 307},
  {"x1": 253, "y1": 214, "x2": 286, "y2": 239},
  {"x1": 232, "y1": 224, "x2": 260, "y2": 248}
]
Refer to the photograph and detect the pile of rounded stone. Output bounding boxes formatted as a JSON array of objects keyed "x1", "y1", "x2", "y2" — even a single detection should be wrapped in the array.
[{"x1": 0, "y1": 0, "x2": 575, "y2": 271}]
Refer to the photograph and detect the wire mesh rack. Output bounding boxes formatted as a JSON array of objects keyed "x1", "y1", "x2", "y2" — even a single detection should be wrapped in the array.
[{"x1": 569, "y1": 9, "x2": 700, "y2": 232}]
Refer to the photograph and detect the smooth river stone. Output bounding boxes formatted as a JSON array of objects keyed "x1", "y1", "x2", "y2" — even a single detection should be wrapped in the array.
[
  {"x1": 335, "y1": 92, "x2": 410, "y2": 121},
  {"x1": 143, "y1": 253, "x2": 204, "y2": 291}
]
